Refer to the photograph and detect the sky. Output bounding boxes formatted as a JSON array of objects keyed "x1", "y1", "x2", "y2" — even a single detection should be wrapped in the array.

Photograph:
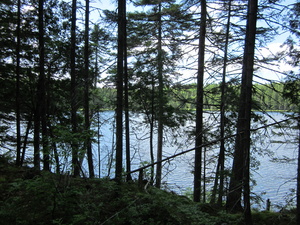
[{"x1": 88, "y1": 0, "x2": 298, "y2": 84}]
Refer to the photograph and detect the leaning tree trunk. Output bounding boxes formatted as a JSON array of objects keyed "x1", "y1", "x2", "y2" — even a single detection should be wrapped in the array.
[{"x1": 194, "y1": 0, "x2": 206, "y2": 203}]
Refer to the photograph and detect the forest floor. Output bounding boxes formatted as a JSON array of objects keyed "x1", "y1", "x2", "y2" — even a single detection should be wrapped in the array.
[{"x1": 0, "y1": 156, "x2": 297, "y2": 225}]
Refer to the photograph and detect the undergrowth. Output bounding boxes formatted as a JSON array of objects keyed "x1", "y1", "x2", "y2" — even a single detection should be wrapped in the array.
[{"x1": 0, "y1": 161, "x2": 296, "y2": 225}]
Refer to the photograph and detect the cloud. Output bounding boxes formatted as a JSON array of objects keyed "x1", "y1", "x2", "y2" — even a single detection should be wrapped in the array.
[{"x1": 255, "y1": 42, "x2": 296, "y2": 82}]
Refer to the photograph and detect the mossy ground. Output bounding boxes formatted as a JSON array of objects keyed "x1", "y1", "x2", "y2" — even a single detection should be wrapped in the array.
[{"x1": 0, "y1": 159, "x2": 296, "y2": 225}]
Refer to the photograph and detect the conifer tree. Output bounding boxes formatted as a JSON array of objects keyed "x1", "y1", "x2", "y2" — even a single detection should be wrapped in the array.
[
  {"x1": 128, "y1": 0, "x2": 192, "y2": 187},
  {"x1": 84, "y1": 0, "x2": 95, "y2": 178},
  {"x1": 115, "y1": 0, "x2": 126, "y2": 181},
  {"x1": 194, "y1": 0, "x2": 206, "y2": 203},
  {"x1": 70, "y1": 0, "x2": 80, "y2": 177},
  {"x1": 226, "y1": 2, "x2": 258, "y2": 225},
  {"x1": 15, "y1": 0, "x2": 21, "y2": 166}
]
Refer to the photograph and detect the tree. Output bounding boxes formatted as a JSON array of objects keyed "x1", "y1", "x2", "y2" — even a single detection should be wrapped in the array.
[
  {"x1": 39, "y1": 0, "x2": 50, "y2": 171},
  {"x1": 70, "y1": 0, "x2": 80, "y2": 177},
  {"x1": 128, "y1": 0, "x2": 192, "y2": 187},
  {"x1": 15, "y1": 0, "x2": 21, "y2": 166},
  {"x1": 282, "y1": 1, "x2": 300, "y2": 221},
  {"x1": 33, "y1": 0, "x2": 48, "y2": 171},
  {"x1": 115, "y1": 0, "x2": 126, "y2": 182},
  {"x1": 296, "y1": 106, "x2": 300, "y2": 224},
  {"x1": 226, "y1": 1, "x2": 258, "y2": 224},
  {"x1": 156, "y1": 0, "x2": 163, "y2": 189},
  {"x1": 210, "y1": 0, "x2": 232, "y2": 206},
  {"x1": 84, "y1": 0, "x2": 94, "y2": 178},
  {"x1": 194, "y1": 0, "x2": 206, "y2": 203},
  {"x1": 124, "y1": 16, "x2": 132, "y2": 181}
]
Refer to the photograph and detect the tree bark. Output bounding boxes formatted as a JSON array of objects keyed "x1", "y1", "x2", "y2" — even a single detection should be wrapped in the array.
[
  {"x1": 39, "y1": 0, "x2": 49, "y2": 171},
  {"x1": 34, "y1": 0, "x2": 48, "y2": 171},
  {"x1": 214, "y1": 0, "x2": 232, "y2": 206},
  {"x1": 84, "y1": 0, "x2": 95, "y2": 178},
  {"x1": 226, "y1": 2, "x2": 258, "y2": 224},
  {"x1": 150, "y1": 83, "x2": 155, "y2": 184},
  {"x1": 156, "y1": 0, "x2": 163, "y2": 189},
  {"x1": 124, "y1": 9, "x2": 132, "y2": 181},
  {"x1": 296, "y1": 117, "x2": 300, "y2": 224},
  {"x1": 21, "y1": 115, "x2": 32, "y2": 166},
  {"x1": 115, "y1": 0, "x2": 126, "y2": 182},
  {"x1": 194, "y1": 0, "x2": 206, "y2": 202},
  {"x1": 71, "y1": 0, "x2": 80, "y2": 177},
  {"x1": 15, "y1": 0, "x2": 21, "y2": 166}
]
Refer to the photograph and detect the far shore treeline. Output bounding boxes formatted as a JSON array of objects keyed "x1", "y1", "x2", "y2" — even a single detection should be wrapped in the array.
[{"x1": 92, "y1": 82, "x2": 298, "y2": 112}]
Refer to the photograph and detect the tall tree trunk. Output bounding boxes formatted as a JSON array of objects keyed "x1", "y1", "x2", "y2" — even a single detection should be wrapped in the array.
[
  {"x1": 156, "y1": 0, "x2": 163, "y2": 189},
  {"x1": 124, "y1": 13, "x2": 132, "y2": 181},
  {"x1": 211, "y1": 0, "x2": 232, "y2": 206},
  {"x1": 34, "y1": 40, "x2": 40, "y2": 169},
  {"x1": 84, "y1": 0, "x2": 94, "y2": 178},
  {"x1": 150, "y1": 83, "x2": 155, "y2": 184},
  {"x1": 203, "y1": 146, "x2": 206, "y2": 202},
  {"x1": 21, "y1": 115, "x2": 32, "y2": 166},
  {"x1": 210, "y1": 159, "x2": 221, "y2": 204},
  {"x1": 71, "y1": 0, "x2": 80, "y2": 177},
  {"x1": 297, "y1": 117, "x2": 300, "y2": 225},
  {"x1": 124, "y1": 57, "x2": 132, "y2": 182},
  {"x1": 115, "y1": 0, "x2": 126, "y2": 182},
  {"x1": 97, "y1": 109, "x2": 101, "y2": 177},
  {"x1": 48, "y1": 124, "x2": 60, "y2": 174},
  {"x1": 34, "y1": 0, "x2": 48, "y2": 171},
  {"x1": 15, "y1": 0, "x2": 21, "y2": 166},
  {"x1": 194, "y1": 0, "x2": 206, "y2": 202},
  {"x1": 226, "y1": 2, "x2": 258, "y2": 224},
  {"x1": 39, "y1": 0, "x2": 49, "y2": 171}
]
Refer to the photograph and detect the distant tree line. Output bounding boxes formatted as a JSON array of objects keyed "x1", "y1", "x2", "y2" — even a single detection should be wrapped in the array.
[{"x1": 94, "y1": 82, "x2": 298, "y2": 112}]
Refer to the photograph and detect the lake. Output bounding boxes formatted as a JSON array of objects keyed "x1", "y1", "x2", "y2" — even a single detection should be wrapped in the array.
[
  {"x1": 1, "y1": 111, "x2": 297, "y2": 211},
  {"x1": 87, "y1": 111, "x2": 298, "y2": 211}
]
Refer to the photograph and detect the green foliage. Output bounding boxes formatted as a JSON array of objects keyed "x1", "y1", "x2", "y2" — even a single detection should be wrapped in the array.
[
  {"x1": 94, "y1": 81, "x2": 297, "y2": 112},
  {"x1": 283, "y1": 74, "x2": 300, "y2": 112},
  {"x1": 253, "y1": 82, "x2": 297, "y2": 111},
  {"x1": 252, "y1": 211, "x2": 296, "y2": 225},
  {"x1": 0, "y1": 165, "x2": 256, "y2": 225}
]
